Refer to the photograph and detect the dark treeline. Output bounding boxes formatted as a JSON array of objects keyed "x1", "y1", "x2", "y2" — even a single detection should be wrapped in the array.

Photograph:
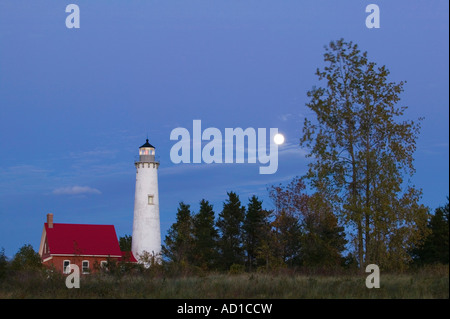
[
  {"x1": 0, "y1": 192, "x2": 447, "y2": 278},
  {"x1": 156, "y1": 177, "x2": 448, "y2": 273},
  {"x1": 160, "y1": 177, "x2": 348, "y2": 273}
]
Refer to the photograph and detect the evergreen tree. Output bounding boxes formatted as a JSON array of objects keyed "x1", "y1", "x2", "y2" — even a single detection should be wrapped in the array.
[
  {"x1": 192, "y1": 199, "x2": 219, "y2": 270},
  {"x1": 255, "y1": 222, "x2": 279, "y2": 271},
  {"x1": 118, "y1": 234, "x2": 135, "y2": 263},
  {"x1": 301, "y1": 193, "x2": 347, "y2": 267},
  {"x1": 216, "y1": 192, "x2": 246, "y2": 270},
  {"x1": 162, "y1": 202, "x2": 194, "y2": 265},
  {"x1": 242, "y1": 195, "x2": 270, "y2": 271},
  {"x1": 119, "y1": 234, "x2": 132, "y2": 252},
  {"x1": 0, "y1": 248, "x2": 9, "y2": 280},
  {"x1": 412, "y1": 198, "x2": 449, "y2": 265}
]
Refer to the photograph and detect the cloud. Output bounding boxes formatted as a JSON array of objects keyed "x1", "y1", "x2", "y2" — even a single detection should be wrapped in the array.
[
  {"x1": 68, "y1": 149, "x2": 118, "y2": 160},
  {"x1": 0, "y1": 165, "x2": 51, "y2": 176},
  {"x1": 0, "y1": 165, "x2": 53, "y2": 195},
  {"x1": 278, "y1": 142, "x2": 309, "y2": 158},
  {"x1": 278, "y1": 113, "x2": 293, "y2": 121},
  {"x1": 52, "y1": 186, "x2": 102, "y2": 195},
  {"x1": 277, "y1": 112, "x2": 306, "y2": 122}
]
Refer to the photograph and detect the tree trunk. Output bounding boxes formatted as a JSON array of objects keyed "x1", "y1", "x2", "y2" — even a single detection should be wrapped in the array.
[{"x1": 349, "y1": 142, "x2": 364, "y2": 269}]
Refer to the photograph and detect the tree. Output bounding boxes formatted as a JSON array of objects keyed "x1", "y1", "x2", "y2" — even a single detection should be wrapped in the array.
[
  {"x1": 0, "y1": 248, "x2": 8, "y2": 280},
  {"x1": 10, "y1": 244, "x2": 42, "y2": 271},
  {"x1": 300, "y1": 39, "x2": 429, "y2": 270},
  {"x1": 268, "y1": 177, "x2": 348, "y2": 269},
  {"x1": 119, "y1": 235, "x2": 132, "y2": 252},
  {"x1": 162, "y1": 202, "x2": 194, "y2": 265},
  {"x1": 301, "y1": 193, "x2": 347, "y2": 267},
  {"x1": 271, "y1": 210, "x2": 302, "y2": 266},
  {"x1": 268, "y1": 176, "x2": 309, "y2": 217},
  {"x1": 267, "y1": 178, "x2": 306, "y2": 267},
  {"x1": 411, "y1": 198, "x2": 449, "y2": 265},
  {"x1": 192, "y1": 199, "x2": 219, "y2": 270},
  {"x1": 242, "y1": 195, "x2": 270, "y2": 271},
  {"x1": 216, "y1": 192, "x2": 246, "y2": 270},
  {"x1": 118, "y1": 234, "x2": 136, "y2": 264}
]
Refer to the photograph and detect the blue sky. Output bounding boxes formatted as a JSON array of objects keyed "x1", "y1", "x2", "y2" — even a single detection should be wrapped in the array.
[{"x1": 0, "y1": 1, "x2": 448, "y2": 257}]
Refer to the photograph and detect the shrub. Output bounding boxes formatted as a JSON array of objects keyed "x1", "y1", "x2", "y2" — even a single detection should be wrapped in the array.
[
  {"x1": 229, "y1": 263, "x2": 245, "y2": 275},
  {"x1": 10, "y1": 244, "x2": 42, "y2": 271}
]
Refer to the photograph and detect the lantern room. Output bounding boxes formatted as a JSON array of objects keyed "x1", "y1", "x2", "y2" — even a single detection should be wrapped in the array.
[{"x1": 138, "y1": 139, "x2": 157, "y2": 163}]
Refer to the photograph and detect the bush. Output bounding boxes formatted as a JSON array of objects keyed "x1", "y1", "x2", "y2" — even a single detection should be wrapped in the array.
[
  {"x1": 10, "y1": 244, "x2": 42, "y2": 271},
  {"x1": 229, "y1": 263, "x2": 245, "y2": 275}
]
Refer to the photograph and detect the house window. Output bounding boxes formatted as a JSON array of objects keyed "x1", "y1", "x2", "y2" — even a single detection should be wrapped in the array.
[
  {"x1": 82, "y1": 260, "x2": 90, "y2": 274},
  {"x1": 63, "y1": 260, "x2": 70, "y2": 274},
  {"x1": 148, "y1": 195, "x2": 154, "y2": 205},
  {"x1": 100, "y1": 260, "x2": 108, "y2": 269}
]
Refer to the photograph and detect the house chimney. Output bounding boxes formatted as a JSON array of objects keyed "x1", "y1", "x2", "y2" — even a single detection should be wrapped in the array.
[{"x1": 47, "y1": 213, "x2": 53, "y2": 229}]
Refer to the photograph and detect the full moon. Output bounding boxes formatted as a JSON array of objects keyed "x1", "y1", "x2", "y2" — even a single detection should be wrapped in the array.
[{"x1": 273, "y1": 133, "x2": 285, "y2": 145}]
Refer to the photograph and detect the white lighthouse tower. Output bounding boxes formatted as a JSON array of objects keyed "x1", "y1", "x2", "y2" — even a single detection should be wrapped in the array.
[{"x1": 132, "y1": 139, "x2": 161, "y2": 263}]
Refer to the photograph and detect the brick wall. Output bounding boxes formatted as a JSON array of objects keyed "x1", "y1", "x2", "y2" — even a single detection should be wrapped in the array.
[{"x1": 43, "y1": 255, "x2": 121, "y2": 274}]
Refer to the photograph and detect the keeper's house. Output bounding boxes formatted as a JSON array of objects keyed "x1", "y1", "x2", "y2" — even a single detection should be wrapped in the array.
[{"x1": 39, "y1": 213, "x2": 136, "y2": 274}]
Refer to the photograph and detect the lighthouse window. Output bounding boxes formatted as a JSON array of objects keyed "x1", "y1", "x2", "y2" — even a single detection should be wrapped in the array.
[{"x1": 148, "y1": 195, "x2": 154, "y2": 205}]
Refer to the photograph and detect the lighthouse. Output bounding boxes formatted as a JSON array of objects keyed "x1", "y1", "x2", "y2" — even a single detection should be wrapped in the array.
[{"x1": 131, "y1": 139, "x2": 161, "y2": 263}]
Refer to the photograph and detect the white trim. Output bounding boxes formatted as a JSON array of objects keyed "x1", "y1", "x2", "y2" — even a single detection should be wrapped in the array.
[
  {"x1": 38, "y1": 226, "x2": 47, "y2": 257},
  {"x1": 48, "y1": 254, "x2": 122, "y2": 258},
  {"x1": 42, "y1": 256, "x2": 53, "y2": 263}
]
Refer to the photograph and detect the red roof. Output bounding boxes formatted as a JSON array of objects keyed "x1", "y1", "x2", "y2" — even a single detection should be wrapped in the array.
[
  {"x1": 44, "y1": 223, "x2": 122, "y2": 257},
  {"x1": 121, "y1": 251, "x2": 138, "y2": 263}
]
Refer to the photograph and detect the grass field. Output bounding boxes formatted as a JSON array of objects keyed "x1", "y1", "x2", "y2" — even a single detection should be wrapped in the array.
[{"x1": 0, "y1": 265, "x2": 448, "y2": 299}]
